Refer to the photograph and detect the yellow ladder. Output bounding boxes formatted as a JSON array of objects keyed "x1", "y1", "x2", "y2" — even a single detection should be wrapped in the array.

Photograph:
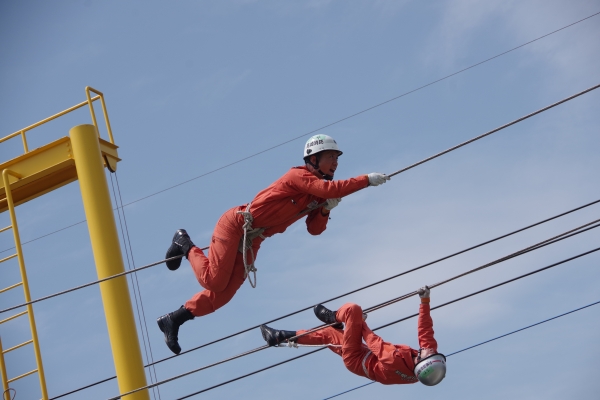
[{"x1": 0, "y1": 169, "x2": 48, "y2": 400}]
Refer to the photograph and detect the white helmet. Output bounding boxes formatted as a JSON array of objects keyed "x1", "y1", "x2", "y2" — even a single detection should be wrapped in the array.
[
  {"x1": 303, "y1": 134, "x2": 343, "y2": 159},
  {"x1": 414, "y1": 353, "x2": 446, "y2": 386}
]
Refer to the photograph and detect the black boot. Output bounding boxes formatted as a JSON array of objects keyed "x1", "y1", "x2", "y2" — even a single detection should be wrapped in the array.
[
  {"x1": 157, "y1": 306, "x2": 194, "y2": 354},
  {"x1": 314, "y1": 304, "x2": 343, "y2": 329},
  {"x1": 165, "y1": 229, "x2": 195, "y2": 271},
  {"x1": 260, "y1": 324, "x2": 297, "y2": 347}
]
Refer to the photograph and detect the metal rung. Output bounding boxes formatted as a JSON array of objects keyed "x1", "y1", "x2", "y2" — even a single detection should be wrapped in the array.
[
  {"x1": 0, "y1": 225, "x2": 12, "y2": 233},
  {"x1": 0, "y1": 253, "x2": 18, "y2": 264},
  {"x1": 0, "y1": 282, "x2": 23, "y2": 294},
  {"x1": 7, "y1": 368, "x2": 37, "y2": 383},
  {"x1": 3, "y1": 339, "x2": 33, "y2": 354},
  {"x1": 0, "y1": 310, "x2": 27, "y2": 325}
]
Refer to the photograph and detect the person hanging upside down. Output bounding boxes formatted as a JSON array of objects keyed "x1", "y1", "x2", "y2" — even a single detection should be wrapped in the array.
[
  {"x1": 260, "y1": 286, "x2": 446, "y2": 386},
  {"x1": 157, "y1": 134, "x2": 391, "y2": 354}
]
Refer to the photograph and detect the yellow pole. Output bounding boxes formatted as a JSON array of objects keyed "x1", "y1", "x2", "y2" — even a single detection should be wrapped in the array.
[{"x1": 69, "y1": 124, "x2": 149, "y2": 400}]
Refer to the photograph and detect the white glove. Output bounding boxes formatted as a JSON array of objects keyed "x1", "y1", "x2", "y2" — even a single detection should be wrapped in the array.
[
  {"x1": 418, "y1": 286, "x2": 430, "y2": 298},
  {"x1": 324, "y1": 198, "x2": 341, "y2": 211},
  {"x1": 367, "y1": 173, "x2": 390, "y2": 186}
]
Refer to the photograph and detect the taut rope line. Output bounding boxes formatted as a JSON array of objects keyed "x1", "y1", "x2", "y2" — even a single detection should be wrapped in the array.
[
  {"x1": 48, "y1": 200, "x2": 600, "y2": 399},
  {"x1": 51, "y1": 213, "x2": 599, "y2": 399},
  {"x1": 2, "y1": 84, "x2": 599, "y2": 315},
  {"x1": 105, "y1": 239, "x2": 600, "y2": 399},
  {"x1": 123, "y1": 246, "x2": 600, "y2": 400},
  {"x1": 293, "y1": 82, "x2": 600, "y2": 218}
]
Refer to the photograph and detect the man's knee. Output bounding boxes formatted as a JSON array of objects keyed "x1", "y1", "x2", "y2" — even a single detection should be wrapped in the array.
[
  {"x1": 346, "y1": 303, "x2": 362, "y2": 314},
  {"x1": 338, "y1": 303, "x2": 363, "y2": 321},
  {"x1": 201, "y1": 278, "x2": 229, "y2": 293}
]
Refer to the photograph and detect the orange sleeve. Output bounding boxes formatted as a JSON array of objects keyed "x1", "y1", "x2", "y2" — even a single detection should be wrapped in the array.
[
  {"x1": 305, "y1": 208, "x2": 329, "y2": 235},
  {"x1": 288, "y1": 170, "x2": 369, "y2": 199},
  {"x1": 418, "y1": 303, "x2": 438, "y2": 351}
]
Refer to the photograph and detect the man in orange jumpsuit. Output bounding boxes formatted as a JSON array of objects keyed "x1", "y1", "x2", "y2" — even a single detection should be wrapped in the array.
[
  {"x1": 260, "y1": 286, "x2": 446, "y2": 386},
  {"x1": 157, "y1": 134, "x2": 391, "y2": 354}
]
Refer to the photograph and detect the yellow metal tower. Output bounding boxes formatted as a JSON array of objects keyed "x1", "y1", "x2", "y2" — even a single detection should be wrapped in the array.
[{"x1": 0, "y1": 87, "x2": 149, "y2": 399}]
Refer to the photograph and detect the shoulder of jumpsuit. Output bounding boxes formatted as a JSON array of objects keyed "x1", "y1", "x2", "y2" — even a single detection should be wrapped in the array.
[
  {"x1": 393, "y1": 345, "x2": 418, "y2": 368},
  {"x1": 282, "y1": 166, "x2": 323, "y2": 192},
  {"x1": 252, "y1": 168, "x2": 320, "y2": 204},
  {"x1": 248, "y1": 168, "x2": 299, "y2": 206}
]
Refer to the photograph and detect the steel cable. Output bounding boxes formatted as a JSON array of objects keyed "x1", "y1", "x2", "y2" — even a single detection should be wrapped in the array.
[
  {"x1": 40, "y1": 205, "x2": 600, "y2": 399},
  {"x1": 3, "y1": 82, "x2": 600, "y2": 317},
  {"x1": 106, "y1": 238, "x2": 600, "y2": 399},
  {"x1": 12, "y1": 202, "x2": 597, "y2": 319},
  {"x1": 2, "y1": 11, "x2": 599, "y2": 257},
  {"x1": 170, "y1": 246, "x2": 600, "y2": 400},
  {"x1": 364, "y1": 219, "x2": 600, "y2": 314},
  {"x1": 323, "y1": 299, "x2": 600, "y2": 399},
  {"x1": 110, "y1": 173, "x2": 161, "y2": 400},
  {"x1": 3, "y1": 170, "x2": 599, "y2": 318},
  {"x1": 280, "y1": 218, "x2": 600, "y2": 343}
]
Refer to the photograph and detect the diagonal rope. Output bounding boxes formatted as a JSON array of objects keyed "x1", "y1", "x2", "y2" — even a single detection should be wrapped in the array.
[
  {"x1": 387, "y1": 86, "x2": 600, "y2": 178},
  {"x1": 8, "y1": 195, "x2": 597, "y2": 321},
  {"x1": 4, "y1": 77, "x2": 600, "y2": 316},
  {"x1": 364, "y1": 219, "x2": 600, "y2": 314},
  {"x1": 171, "y1": 246, "x2": 600, "y2": 400},
  {"x1": 272, "y1": 82, "x2": 600, "y2": 220},
  {"x1": 108, "y1": 11, "x2": 600, "y2": 210},
  {"x1": 106, "y1": 239, "x2": 600, "y2": 399},
  {"x1": 323, "y1": 299, "x2": 600, "y2": 399},
  {"x1": 44, "y1": 200, "x2": 600, "y2": 400},
  {"x1": 109, "y1": 173, "x2": 161, "y2": 400},
  {"x1": 286, "y1": 218, "x2": 600, "y2": 343},
  {"x1": 46, "y1": 201, "x2": 599, "y2": 399},
  {"x1": 3, "y1": 10, "x2": 599, "y2": 257}
]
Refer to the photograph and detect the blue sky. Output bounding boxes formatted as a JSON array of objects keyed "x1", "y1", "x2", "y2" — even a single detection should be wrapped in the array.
[{"x1": 1, "y1": 1, "x2": 599, "y2": 399}]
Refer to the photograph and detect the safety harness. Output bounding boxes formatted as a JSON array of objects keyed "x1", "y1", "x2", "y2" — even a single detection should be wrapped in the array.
[
  {"x1": 237, "y1": 203, "x2": 265, "y2": 288},
  {"x1": 237, "y1": 200, "x2": 322, "y2": 288}
]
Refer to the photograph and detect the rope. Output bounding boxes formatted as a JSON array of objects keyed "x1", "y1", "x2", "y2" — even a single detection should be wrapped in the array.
[
  {"x1": 276, "y1": 343, "x2": 342, "y2": 348},
  {"x1": 280, "y1": 218, "x2": 600, "y2": 344},
  {"x1": 46, "y1": 200, "x2": 600, "y2": 399},
  {"x1": 2, "y1": 388, "x2": 16, "y2": 400},
  {"x1": 106, "y1": 10, "x2": 600, "y2": 212},
  {"x1": 363, "y1": 219, "x2": 600, "y2": 315},
  {"x1": 110, "y1": 173, "x2": 161, "y2": 400},
  {"x1": 323, "y1": 299, "x2": 600, "y2": 399},
  {"x1": 170, "y1": 247, "x2": 599, "y2": 400},
  {"x1": 106, "y1": 345, "x2": 272, "y2": 400},
  {"x1": 0, "y1": 253, "x2": 183, "y2": 314},
  {"x1": 106, "y1": 244, "x2": 600, "y2": 399},
  {"x1": 323, "y1": 382, "x2": 374, "y2": 400},
  {"x1": 387, "y1": 84, "x2": 600, "y2": 178},
  {"x1": 295, "y1": 82, "x2": 600, "y2": 218},
  {"x1": 1, "y1": 81, "x2": 598, "y2": 313},
  {"x1": 445, "y1": 299, "x2": 600, "y2": 356},
  {"x1": 3, "y1": 10, "x2": 598, "y2": 257},
  {"x1": 236, "y1": 203, "x2": 264, "y2": 288},
  {"x1": 5, "y1": 80, "x2": 599, "y2": 333}
]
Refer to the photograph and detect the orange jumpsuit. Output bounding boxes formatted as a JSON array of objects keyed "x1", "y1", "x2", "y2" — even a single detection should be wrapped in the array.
[
  {"x1": 184, "y1": 167, "x2": 369, "y2": 316},
  {"x1": 297, "y1": 302, "x2": 437, "y2": 384}
]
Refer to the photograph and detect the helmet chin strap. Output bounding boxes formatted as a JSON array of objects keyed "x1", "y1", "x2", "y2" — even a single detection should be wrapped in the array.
[
  {"x1": 318, "y1": 169, "x2": 334, "y2": 181},
  {"x1": 307, "y1": 155, "x2": 334, "y2": 180}
]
